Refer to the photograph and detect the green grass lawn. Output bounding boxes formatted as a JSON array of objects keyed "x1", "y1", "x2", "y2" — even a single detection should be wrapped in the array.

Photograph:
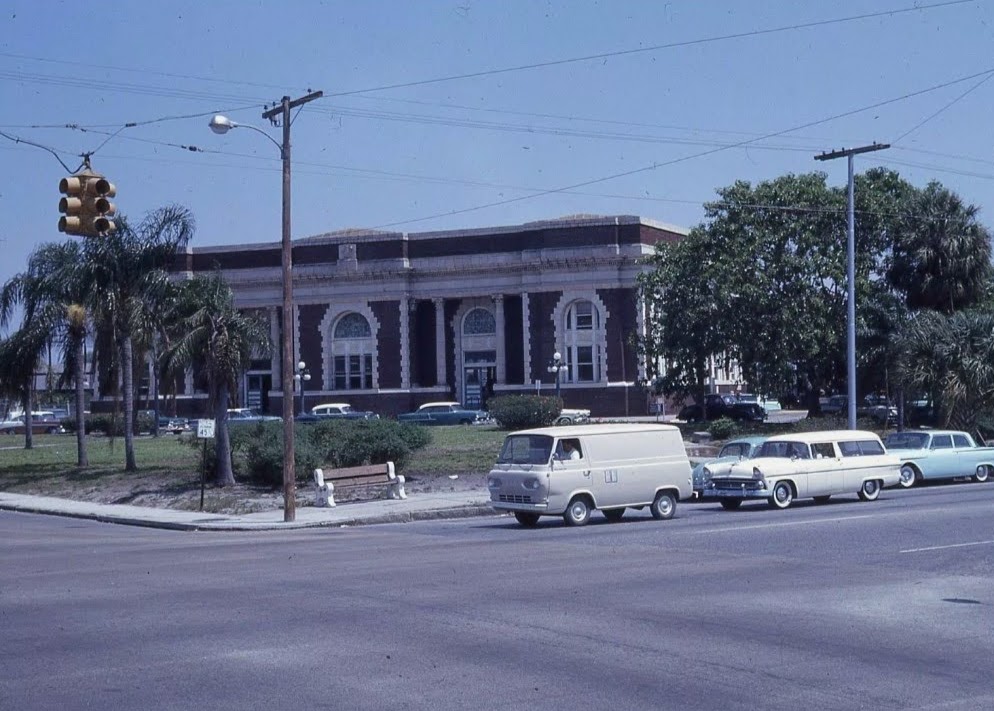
[
  {"x1": 406, "y1": 424, "x2": 506, "y2": 475},
  {"x1": 0, "y1": 434, "x2": 200, "y2": 497}
]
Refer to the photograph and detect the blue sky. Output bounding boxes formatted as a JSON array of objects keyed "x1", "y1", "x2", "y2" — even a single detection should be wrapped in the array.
[{"x1": 1, "y1": 0, "x2": 992, "y2": 324}]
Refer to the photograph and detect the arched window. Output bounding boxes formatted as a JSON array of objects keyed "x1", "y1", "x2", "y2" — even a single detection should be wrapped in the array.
[
  {"x1": 334, "y1": 312, "x2": 372, "y2": 339},
  {"x1": 564, "y1": 300, "x2": 602, "y2": 383},
  {"x1": 463, "y1": 308, "x2": 496, "y2": 335},
  {"x1": 331, "y1": 312, "x2": 374, "y2": 389}
]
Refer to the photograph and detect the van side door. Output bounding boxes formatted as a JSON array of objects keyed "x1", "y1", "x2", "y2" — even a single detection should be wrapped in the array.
[{"x1": 550, "y1": 438, "x2": 593, "y2": 507}]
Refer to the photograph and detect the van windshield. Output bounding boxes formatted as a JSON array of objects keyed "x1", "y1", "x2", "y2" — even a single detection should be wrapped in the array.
[{"x1": 497, "y1": 434, "x2": 554, "y2": 465}]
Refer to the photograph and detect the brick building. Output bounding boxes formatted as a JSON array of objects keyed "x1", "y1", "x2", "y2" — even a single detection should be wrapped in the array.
[{"x1": 169, "y1": 215, "x2": 687, "y2": 418}]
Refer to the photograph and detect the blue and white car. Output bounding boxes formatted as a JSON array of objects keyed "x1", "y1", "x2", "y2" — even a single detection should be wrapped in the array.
[
  {"x1": 883, "y1": 430, "x2": 994, "y2": 488},
  {"x1": 692, "y1": 436, "x2": 767, "y2": 498}
]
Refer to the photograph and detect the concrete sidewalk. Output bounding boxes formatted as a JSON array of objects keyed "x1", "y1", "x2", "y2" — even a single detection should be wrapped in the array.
[{"x1": 0, "y1": 490, "x2": 498, "y2": 532}]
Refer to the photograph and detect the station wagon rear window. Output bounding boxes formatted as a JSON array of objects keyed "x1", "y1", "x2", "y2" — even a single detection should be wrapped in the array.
[
  {"x1": 497, "y1": 435, "x2": 554, "y2": 465},
  {"x1": 839, "y1": 440, "x2": 885, "y2": 456}
]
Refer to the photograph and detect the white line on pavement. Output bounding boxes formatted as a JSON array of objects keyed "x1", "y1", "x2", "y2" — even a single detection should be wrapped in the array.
[
  {"x1": 900, "y1": 539, "x2": 994, "y2": 554},
  {"x1": 682, "y1": 513, "x2": 878, "y2": 535}
]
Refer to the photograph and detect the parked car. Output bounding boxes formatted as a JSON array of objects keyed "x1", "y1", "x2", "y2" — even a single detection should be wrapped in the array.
[
  {"x1": 397, "y1": 401, "x2": 488, "y2": 426},
  {"x1": 310, "y1": 402, "x2": 379, "y2": 420},
  {"x1": 883, "y1": 430, "x2": 994, "y2": 488},
  {"x1": 226, "y1": 408, "x2": 282, "y2": 423},
  {"x1": 555, "y1": 407, "x2": 591, "y2": 425},
  {"x1": 692, "y1": 436, "x2": 767, "y2": 498},
  {"x1": 819, "y1": 395, "x2": 897, "y2": 425},
  {"x1": 703, "y1": 430, "x2": 900, "y2": 509},
  {"x1": 294, "y1": 413, "x2": 325, "y2": 424},
  {"x1": 0, "y1": 412, "x2": 65, "y2": 435},
  {"x1": 678, "y1": 394, "x2": 767, "y2": 423},
  {"x1": 163, "y1": 418, "x2": 190, "y2": 434}
]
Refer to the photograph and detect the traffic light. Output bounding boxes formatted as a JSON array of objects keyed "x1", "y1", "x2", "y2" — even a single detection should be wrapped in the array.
[
  {"x1": 92, "y1": 177, "x2": 116, "y2": 234},
  {"x1": 58, "y1": 174, "x2": 88, "y2": 236},
  {"x1": 58, "y1": 170, "x2": 117, "y2": 237}
]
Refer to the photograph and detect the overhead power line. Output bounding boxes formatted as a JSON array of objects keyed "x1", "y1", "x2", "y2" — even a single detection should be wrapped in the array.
[
  {"x1": 323, "y1": 0, "x2": 973, "y2": 97},
  {"x1": 370, "y1": 65, "x2": 994, "y2": 229}
]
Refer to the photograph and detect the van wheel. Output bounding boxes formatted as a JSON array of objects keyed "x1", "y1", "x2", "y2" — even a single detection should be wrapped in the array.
[
  {"x1": 768, "y1": 481, "x2": 794, "y2": 509},
  {"x1": 650, "y1": 491, "x2": 676, "y2": 520},
  {"x1": 602, "y1": 508, "x2": 625, "y2": 522},
  {"x1": 975, "y1": 465, "x2": 990, "y2": 483},
  {"x1": 514, "y1": 512, "x2": 540, "y2": 527},
  {"x1": 898, "y1": 465, "x2": 918, "y2": 488},
  {"x1": 858, "y1": 479, "x2": 881, "y2": 501},
  {"x1": 563, "y1": 497, "x2": 591, "y2": 526},
  {"x1": 719, "y1": 499, "x2": 741, "y2": 511},
  {"x1": 813, "y1": 495, "x2": 831, "y2": 504}
]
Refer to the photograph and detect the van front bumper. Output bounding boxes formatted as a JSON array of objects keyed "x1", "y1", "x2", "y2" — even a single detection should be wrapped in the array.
[{"x1": 490, "y1": 496, "x2": 549, "y2": 513}]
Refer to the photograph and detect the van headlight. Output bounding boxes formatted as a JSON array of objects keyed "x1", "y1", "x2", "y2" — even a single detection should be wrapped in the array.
[
  {"x1": 523, "y1": 477, "x2": 541, "y2": 490},
  {"x1": 487, "y1": 477, "x2": 502, "y2": 489}
]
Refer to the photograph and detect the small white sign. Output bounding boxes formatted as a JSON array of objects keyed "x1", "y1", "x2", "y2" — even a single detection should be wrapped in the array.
[{"x1": 196, "y1": 419, "x2": 216, "y2": 439}]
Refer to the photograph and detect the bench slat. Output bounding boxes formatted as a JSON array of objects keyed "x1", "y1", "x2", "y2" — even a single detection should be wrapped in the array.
[
  {"x1": 321, "y1": 464, "x2": 392, "y2": 481},
  {"x1": 330, "y1": 475, "x2": 393, "y2": 489}
]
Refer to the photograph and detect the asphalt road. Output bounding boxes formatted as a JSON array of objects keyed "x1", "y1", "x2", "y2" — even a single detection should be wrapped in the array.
[{"x1": 3, "y1": 482, "x2": 993, "y2": 710}]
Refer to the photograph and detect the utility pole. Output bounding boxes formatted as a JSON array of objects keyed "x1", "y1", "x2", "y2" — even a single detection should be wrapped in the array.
[
  {"x1": 262, "y1": 90, "x2": 323, "y2": 522},
  {"x1": 814, "y1": 142, "x2": 889, "y2": 430}
]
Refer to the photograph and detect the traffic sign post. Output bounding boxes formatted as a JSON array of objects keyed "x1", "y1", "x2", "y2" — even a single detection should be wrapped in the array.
[{"x1": 195, "y1": 419, "x2": 216, "y2": 511}]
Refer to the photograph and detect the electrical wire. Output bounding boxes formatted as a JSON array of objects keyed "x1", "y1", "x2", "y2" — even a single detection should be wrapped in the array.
[
  {"x1": 369, "y1": 65, "x2": 994, "y2": 229},
  {"x1": 892, "y1": 72, "x2": 994, "y2": 144}
]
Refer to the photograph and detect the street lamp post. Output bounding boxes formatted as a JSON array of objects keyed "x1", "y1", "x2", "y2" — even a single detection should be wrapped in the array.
[
  {"x1": 295, "y1": 360, "x2": 311, "y2": 416},
  {"x1": 547, "y1": 351, "x2": 566, "y2": 399},
  {"x1": 209, "y1": 90, "x2": 322, "y2": 522}
]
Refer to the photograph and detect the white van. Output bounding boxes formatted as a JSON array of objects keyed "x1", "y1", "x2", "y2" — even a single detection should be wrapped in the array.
[
  {"x1": 703, "y1": 429, "x2": 900, "y2": 510},
  {"x1": 488, "y1": 423, "x2": 693, "y2": 527}
]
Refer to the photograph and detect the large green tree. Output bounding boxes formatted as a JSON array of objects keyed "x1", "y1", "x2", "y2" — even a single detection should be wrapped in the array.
[{"x1": 162, "y1": 271, "x2": 270, "y2": 486}]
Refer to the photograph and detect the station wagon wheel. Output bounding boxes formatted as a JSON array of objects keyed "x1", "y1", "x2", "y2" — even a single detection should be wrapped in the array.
[
  {"x1": 768, "y1": 481, "x2": 794, "y2": 510},
  {"x1": 650, "y1": 491, "x2": 676, "y2": 520},
  {"x1": 563, "y1": 496, "x2": 591, "y2": 526},
  {"x1": 858, "y1": 479, "x2": 881, "y2": 501},
  {"x1": 514, "y1": 512, "x2": 541, "y2": 527},
  {"x1": 602, "y1": 508, "x2": 625, "y2": 522},
  {"x1": 974, "y1": 465, "x2": 990, "y2": 483},
  {"x1": 719, "y1": 499, "x2": 741, "y2": 511},
  {"x1": 898, "y1": 465, "x2": 918, "y2": 489}
]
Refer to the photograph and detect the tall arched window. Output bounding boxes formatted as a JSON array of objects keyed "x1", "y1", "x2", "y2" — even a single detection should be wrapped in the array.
[
  {"x1": 564, "y1": 300, "x2": 602, "y2": 383},
  {"x1": 331, "y1": 312, "x2": 375, "y2": 390}
]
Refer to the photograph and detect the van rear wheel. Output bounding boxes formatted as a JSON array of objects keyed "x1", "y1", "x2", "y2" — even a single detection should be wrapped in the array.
[
  {"x1": 602, "y1": 508, "x2": 625, "y2": 522},
  {"x1": 858, "y1": 479, "x2": 881, "y2": 501},
  {"x1": 514, "y1": 512, "x2": 540, "y2": 527},
  {"x1": 563, "y1": 497, "x2": 591, "y2": 526},
  {"x1": 650, "y1": 491, "x2": 676, "y2": 520}
]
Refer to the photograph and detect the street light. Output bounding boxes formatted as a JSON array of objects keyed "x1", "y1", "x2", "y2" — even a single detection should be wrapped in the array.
[
  {"x1": 294, "y1": 360, "x2": 311, "y2": 416},
  {"x1": 547, "y1": 351, "x2": 566, "y2": 399},
  {"x1": 208, "y1": 90, "x2": 322, "y2": 523}
]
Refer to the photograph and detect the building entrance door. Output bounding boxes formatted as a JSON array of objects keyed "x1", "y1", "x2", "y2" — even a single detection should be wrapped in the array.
[
  {"x1": 462, "y1": 350, "x2": 496, "y2": 409},
  {"x1": 246, "y1": 374, "x2": 272, "y2": 414}
]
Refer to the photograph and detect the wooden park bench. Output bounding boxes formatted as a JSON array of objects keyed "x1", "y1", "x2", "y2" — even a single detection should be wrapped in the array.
[{"x1": 312, "y1": 462, "x2": 407, "y2": 507}]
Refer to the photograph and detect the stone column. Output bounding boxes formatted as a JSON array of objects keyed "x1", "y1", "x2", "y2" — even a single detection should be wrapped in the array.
[
  {"x1": 434, "y1": 298, "x2": 446, "y2": 387},
  {"x1": 400, "y1": 297, "x2": 411, "y2": 389},
  {"x1": 494, "y1": 294, "x2": 505, "y2": 385},
  {"x1": 521, "y1": 292, "x2": 531, "y2": 386}
]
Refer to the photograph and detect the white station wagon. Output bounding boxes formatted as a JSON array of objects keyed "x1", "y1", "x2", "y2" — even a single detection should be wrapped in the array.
[{"x1": 703, "y1": 429, "x2": 900, "y2": 510}]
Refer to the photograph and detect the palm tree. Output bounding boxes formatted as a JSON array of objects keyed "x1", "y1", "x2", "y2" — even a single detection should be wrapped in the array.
[
  {"x1": 0, "y1": 327, "x2": 48, "y2": 450},
  {"x1": 888, "y1": 183, "x2": 993, "y2": 314},
  {"x1": 895, "y1": 309, "x2": 994, "y2": 433},
  {"x1": 163, "y1": 271, "x2": 270, "y2": 486},
  {"x1": 83, "y1": 205, "x2": 194, "y2": 471},
  {"x1": 1, "y1": 241, "x2": 93, "y2": 461}
]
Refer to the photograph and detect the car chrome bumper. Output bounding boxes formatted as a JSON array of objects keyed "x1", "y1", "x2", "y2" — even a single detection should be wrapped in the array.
[{"x1": 703, "y1": 486, "x2": 770, "y2": 499}]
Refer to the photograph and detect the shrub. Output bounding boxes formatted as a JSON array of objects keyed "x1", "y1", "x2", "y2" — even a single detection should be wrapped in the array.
[
  {"x1": 487, "y1": 395, "x2": 561, "y2": 430},
  {"x1": 310, "y1": 419, "x2": 431, "y2": 470},
  {"x1": 708, "y1": 417, "x2": 737, "y2": 440},
  {"x1": 243, "y1": 423, "x2": 323, "y2": 487}
]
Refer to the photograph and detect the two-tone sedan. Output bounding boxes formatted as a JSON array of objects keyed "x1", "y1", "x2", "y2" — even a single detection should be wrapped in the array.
[
  {"x1": 397, "y1": 401, "x2": 488, "y2": 426},
  {"x1": 692, "y1": 436, "x2": 767, "y2": 499}
]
